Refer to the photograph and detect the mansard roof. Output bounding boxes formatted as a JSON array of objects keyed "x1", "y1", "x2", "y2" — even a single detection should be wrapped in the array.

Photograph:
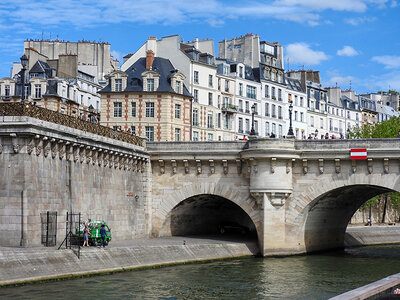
[
  {"x1": 286, "y1": 77, "x2": 305, "y2": 93},
  {"x1": 30, "y1": 60, "x2": 54, "y2": 78},
  {"x1": 101, "y1": 57, "x2": 191, "y2": 96}
]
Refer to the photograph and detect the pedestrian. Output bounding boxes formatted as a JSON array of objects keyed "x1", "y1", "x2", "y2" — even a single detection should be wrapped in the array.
[
  {"x1": 270, "y1": 132, "x2": 276, "y2": 138},
  {"x1": 324, "y1": 133, "x2": 329, "y2": 139},
  {"x1": 397, "y1": 130, "x2": 400, "y2": 138},
  {"x1": 367, "y1": 217, "x2": 372, "y2": 226},
  {"x1": 100, "y1": 224, "x2": 107, "y2": 248},
  {"x1": 83, "y1": 225, "x2": 90, "y2": 247}
]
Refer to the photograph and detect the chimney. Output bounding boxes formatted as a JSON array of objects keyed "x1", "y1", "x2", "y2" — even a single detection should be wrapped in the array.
[{"x1": 146, "y1": 50, "x2": 154, "y2": 69}]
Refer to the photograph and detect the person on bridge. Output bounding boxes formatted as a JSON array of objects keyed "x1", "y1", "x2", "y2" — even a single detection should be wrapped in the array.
[{"x1": 83, "y1": 225, "x2": 90, "y2": 247}]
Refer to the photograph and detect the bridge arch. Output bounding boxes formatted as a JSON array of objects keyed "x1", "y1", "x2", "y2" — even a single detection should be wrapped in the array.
[
  {"x1": 151, "y1": 182, "x2": 262, "y2": 240},
  {"x1": 289, "y1": 173, "x2": 400, "y2": 253}
]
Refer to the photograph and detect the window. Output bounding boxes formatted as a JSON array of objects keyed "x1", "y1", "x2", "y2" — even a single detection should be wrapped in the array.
[
  {"x1": 271, "y1": 87, "x2": 276, "y2": 99},
  {"x1": 34, "y1": 84, "x2": 41, "y2": 98},
  {"x1": 131, "y1": 126, "x2": 136, "y2": 135},
  {"x1": 300, "y1": 97, "x2": 304, "y2": 107},
  {"x1": 175, "y1": 104, "x2": 181, "y2": 119},
  {"x1": 278, "y1": 73, "x2": 282, "y2": 83},
  {"x1": 265, "y1": 85, "x2": 269, "y2": 98},
  {"x1": 175, "y1": 80, "x2": 181, "y2": 94},
  {"x1": 272, "y1": 123, "x2": 276, "y2": 135},
  {"x1": 208, "y1": 75, "x2": 213, "y2": 87},
  {"x1": 81, "y1": 95, "x2": 84, "y2": 105},
  {"x1": 194, "y1": 71, "x2": 199, "y2": 84},
  {"x1": 146, "y1": 102, "x2": 154, "y2": 118},
  {"x1": 265, "y1": 122, "x2": 270, "y2": 136},
  {"x1": 4, "y1": 85, "x2": 10, "y2": 96},
  {"x1": 225, "y1": 80, "x2": 229, "y2": 92},
  {"x1": 347, "y1": 111, "x2": 350, "y2": 118},
  {"x1": 278, "y1": 125, "x2": 283, "y2": 137},
  {"x1": 131, "y1": 102, "x2": 136, "y2": 117},
  {"x1": 193, "y1": 109, "x2": 198, "y2": 126},
  {"x1": 193, "y1": 131, "x2": 199, "y2": 141},
  {"x1": 175, "y1": 128, "x2": 181, "y2": 141},
  {"x1": 193, "y1": 89, "x2": 198, "y2": 102},
  {"x1": 246, "y1": 85, "x2": 256, "y2": 99},
  {"x1": 245, "y1": 119, "x2": 250, "y2": 132},
  {"x1": 239, "y1": 100, "x2": 243, "y2": 112},
  {"x1": 253, "y1": 103, "x2": 258, "y2": 115},
  {"x1": 207, "y1": 133, "x2": 213, "y2": 141},
  {"x1": 294, "y1": 95, "x2": 298, "y2": 106},
  {"x1": 272, "y1": 104, "x2": 276, "y2": 118},
  {"x1": 278, "y1": 89, "x2": 282, "y2": 101},
  {"x1": 147, "y1": 78, "x2": 154, "y2": 91},
  {"x1": 278, "y1": 106, "x2": 282, "y2": 119},
  {"x1": 239, "y1": 83, "x2": 243, "y2": 96},
  {"x1": 320, "y1": 118, "x2": 323, "y2": 129},
  {"x1": 238, "y1": 118, "x2": 243, "y2": 133},
  {"x1": 145, "y1": 126, "x2": 154, "y2": 141},
  {"x1": 294, "y1": 111, "x2": 298, "y2": 121},
  {"x1": 254, "y1": 120, "x2": 258, "y2": 134},
  {"x1": 207, "y1": 113, "x2": 213, "y2": 128},
  {"x1": 300, "y1": 112, "x2": 304, "y2": 122},
  {"x1": 310, "y1": 116, "x2": 314, "y2": 127},
  {"x1": 114, "y1": 102, "x2": 122, "y2": 117},
  {"x1": 239, "y1": 66, "x2": 243, "y2": 78},
  {"x1": 115, "y1": 79, "x2": 122, "y2": 92},
  {"x1": 208, "y1": 93, "x2": 213, "y2": 106},
  {"x1": 265, "y1": 103, "x2": 270, "y2": 116},
  {"x1": 356, "y1": 113, "x2": 359, "y2": 121},
  {"x1": 245, "y1": 101, "x2": 250, "y2": 113}
]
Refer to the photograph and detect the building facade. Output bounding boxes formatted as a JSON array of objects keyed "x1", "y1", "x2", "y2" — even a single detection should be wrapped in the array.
[{"x1": 100, "y1": 51, "x2": 192, "y2": 142}]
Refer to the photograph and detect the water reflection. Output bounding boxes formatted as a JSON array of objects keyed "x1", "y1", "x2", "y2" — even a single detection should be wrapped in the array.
[{"x1": 2, "y1": 245, "x2": 400, "y2": 300}]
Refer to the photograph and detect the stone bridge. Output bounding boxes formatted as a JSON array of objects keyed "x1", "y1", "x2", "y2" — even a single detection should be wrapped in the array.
[
  {"x1": 148, "y1": 139, "x2": 400, "y2": 256},
  {"x1": 1, "y1": 114, "x2": 400, "y2": 256}
]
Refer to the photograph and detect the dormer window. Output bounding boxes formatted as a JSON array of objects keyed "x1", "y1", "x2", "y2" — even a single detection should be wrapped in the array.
[
  {"x1": 239, "y1": 66, "x2": 243, "y2": 78},
  {"x1": 175, "y1": 80, "x2": 181, "y2": 94},
  {"x1": 115, "y1": 79, "x2": 122, "y2": 92},
  {"x1": 147, "y1": 79, "x2": 155, "y2": 91}
]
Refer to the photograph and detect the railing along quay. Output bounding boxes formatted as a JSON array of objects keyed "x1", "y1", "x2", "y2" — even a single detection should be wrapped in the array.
[{"x1": 0, "y1": 102, "x2": 143, "y2": 147}]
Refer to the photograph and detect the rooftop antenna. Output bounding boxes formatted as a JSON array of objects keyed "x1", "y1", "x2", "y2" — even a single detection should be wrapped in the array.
[
  {"x1": 349, "y1": 80, "x2": 352, "y2": 91},
  {"x1": 41, "y1": 31, "x2": 44, "y2": 40},
  {"x1": 336, "y1": 82, "x2": 337, "y2": 88},
  {"x1": 287, "y1": 57, "x2": 290, "y2": 72}
]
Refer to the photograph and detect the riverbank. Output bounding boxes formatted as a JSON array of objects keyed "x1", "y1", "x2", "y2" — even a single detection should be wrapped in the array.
[
  {"x1": 0, "y1": 236, "x2": 258, "y2": 287},
  {"x1": 1, "y1": 226, "x2": 400, "y2": 287}
]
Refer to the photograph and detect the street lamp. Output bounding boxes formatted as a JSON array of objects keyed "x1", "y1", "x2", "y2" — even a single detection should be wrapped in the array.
[
  {"x1": 315, "y1": 128, "x2": 319, "y2": 139},
  {"x1": 20, "y1": 54, "x2": 28, "y2": 102},
  {"x1": 287, "y1": 100, "x2": 294, "y2": 137},
  {"x1": 250, "y1": 103, "x2": 256, "y2": 136}
]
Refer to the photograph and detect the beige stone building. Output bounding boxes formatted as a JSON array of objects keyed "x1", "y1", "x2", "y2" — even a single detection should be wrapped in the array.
[{"x1": 100, "y1": 51, "x2": 192, "y2": 141}]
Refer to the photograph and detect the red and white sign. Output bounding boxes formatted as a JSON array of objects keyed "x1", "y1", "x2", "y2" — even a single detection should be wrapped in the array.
[{"x1": 350, "y1": 148, "x2": 367, "y2": 160}]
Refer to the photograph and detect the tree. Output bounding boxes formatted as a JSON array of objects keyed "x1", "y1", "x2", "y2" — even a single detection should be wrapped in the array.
[
  {"x1": 348, "y1": 116, "x2": 400, "y2": 139},
  {"x1": 351, "y1": 116, "x2": 400, "y2": 222}
]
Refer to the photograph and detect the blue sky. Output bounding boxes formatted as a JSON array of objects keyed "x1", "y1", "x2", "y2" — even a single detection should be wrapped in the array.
[{"x1": 0, "y1": 0, "x2": 399, "y2": 94}]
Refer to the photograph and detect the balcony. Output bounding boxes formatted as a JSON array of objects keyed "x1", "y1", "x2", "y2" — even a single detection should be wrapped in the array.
[
  {"x1": 272, "y1": 114, "x2": 277, "y2": 118},
  {"x1": 239, "y1": 108, "x2": 243, "y2": 112},
  {"x1": 221, "y1": 103, "x2": 238, "y2": 114},
  {"x1": 245, "y1": 109, "x2": 250, "y2": 114}
]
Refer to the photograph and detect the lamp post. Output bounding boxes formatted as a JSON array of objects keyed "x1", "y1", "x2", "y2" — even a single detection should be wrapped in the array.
[
  {"x1": 315, "y1": 128, "x2": 319, "y2": 139},
  {"x1": 20, "y1": 54, "x2": 28, "y2": 102},
  {"x1": 250, "y1": 103, "x2": 256, "y2": 136},
  {"x1": 287, "y1": 100, "x2": 294, "y2": 137}
]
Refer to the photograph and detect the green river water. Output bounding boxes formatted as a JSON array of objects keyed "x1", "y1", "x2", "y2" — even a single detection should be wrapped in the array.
[{"x1": 2, "y1": 244, "x2": 400, "y2": 299}]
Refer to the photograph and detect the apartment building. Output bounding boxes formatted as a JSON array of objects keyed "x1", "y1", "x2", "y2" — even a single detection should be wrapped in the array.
[
  {"x1": 122, "y1": 35, "x2": 234, "y2": 141},
  {"x1": 99, "y1": 51, "x2": 192, "y2": 141}
]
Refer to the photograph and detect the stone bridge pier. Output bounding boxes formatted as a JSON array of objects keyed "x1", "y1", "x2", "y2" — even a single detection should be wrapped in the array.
[{"x1": 149, "y1": 138, "x2": 400, "y2": 256}]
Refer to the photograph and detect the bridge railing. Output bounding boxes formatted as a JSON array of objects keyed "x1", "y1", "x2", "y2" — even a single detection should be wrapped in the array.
[{"x1": 0, "y1": 102, "x2": 144, "y2": 147}]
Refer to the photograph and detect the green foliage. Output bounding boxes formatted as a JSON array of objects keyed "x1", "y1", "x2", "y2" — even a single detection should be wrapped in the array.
[
  {"x1": 360, "y1": 195, "x2": 379, "y2": 210},
  {"x1": 389, "y1": 192, "x2": 400, "y2": 208},
  {"x1": 348, "y1": 116, "x2": 400, "y2": 139}
]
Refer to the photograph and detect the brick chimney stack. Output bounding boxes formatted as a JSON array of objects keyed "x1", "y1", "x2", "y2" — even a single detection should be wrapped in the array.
[{"x1": 146, "y1": 50, "x2": 154, "y2": 69}]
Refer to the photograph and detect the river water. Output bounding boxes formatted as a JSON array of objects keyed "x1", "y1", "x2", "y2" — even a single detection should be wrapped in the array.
[{"x1": 2, "y1": 244, "x2": 400, "y2": 299}]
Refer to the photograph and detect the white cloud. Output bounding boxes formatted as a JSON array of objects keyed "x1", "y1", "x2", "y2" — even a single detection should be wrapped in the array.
[
  {"x1": 286, "y1": 43, "x2": 329, "y2": 65},
  {"x1": 365, "y1": 70, "x2": 400, "y2": 91},
  {"x1": 371, "y1": 55, "x2": 400, "y2": 69},
  {"x1": 337, "y1": 46, "x2": 359, "y2": 56},
  {"x1": 111, "y1": 50, "x2": 122, "y2": 63},
  {"x1": 274, "y1": 0, "x2": 367, "y2": 12},
  {"x1": 345, "y1": 16, "x2": 376, "y2": 25}
]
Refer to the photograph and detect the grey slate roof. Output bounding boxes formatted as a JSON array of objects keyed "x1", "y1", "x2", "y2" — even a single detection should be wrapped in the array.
[
  {"x1": 30, "y1": 60, "x2": 54, "y2": 78},
  {"x1": 101, "y1": 57, "x2": 191, "y2": 97},
  {"x1": 286, "y1": 77, "x2": 305, "y2": 93}
]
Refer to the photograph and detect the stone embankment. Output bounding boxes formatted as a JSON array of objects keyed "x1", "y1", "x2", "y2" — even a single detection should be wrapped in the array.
[
  {"x1": 0, "y1": 237, "x2": 258, "y2": 286},
  {"x1": 345, "y1": 225, "x2": 400, "y2": 247},
  {"x1": 1, "y1": 226, "x2": 399, "y2": 287}
]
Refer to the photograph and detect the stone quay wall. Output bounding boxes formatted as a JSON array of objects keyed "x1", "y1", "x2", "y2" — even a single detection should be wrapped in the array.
[{"x1": 0, "y1": 116, "x2": 150, "y2": 247}]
